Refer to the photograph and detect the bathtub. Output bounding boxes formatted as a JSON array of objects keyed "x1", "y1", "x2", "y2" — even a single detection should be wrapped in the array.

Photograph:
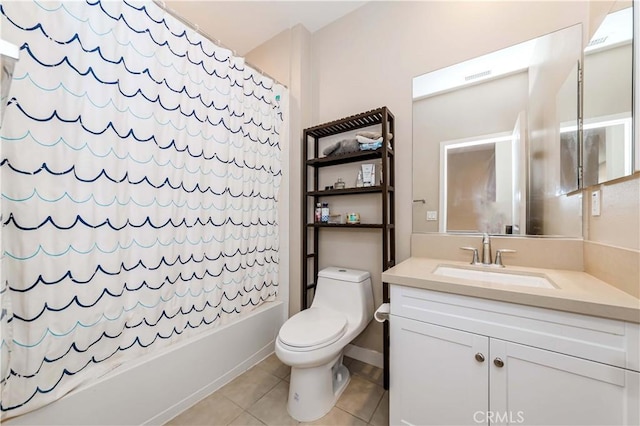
[{"x1": 5, "y1": 301, "x2": 287, "y2": 426}]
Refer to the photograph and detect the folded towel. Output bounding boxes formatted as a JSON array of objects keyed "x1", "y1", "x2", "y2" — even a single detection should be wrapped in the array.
[
  {"x1": 357, "y1": 131, "x2": 381, "y2": 139},
  {"x1": 322, "y1": 138, "x2": 360, "y2": 156},
  {"x1": 359, "y1": 141, "x2": 383, "y2": 151},
  {"x1": 356, "y1": 131, "x2": 393, "y2": 140},
  {"x1": 356, "y1": 135, "x2": 383, "y2": 144}
]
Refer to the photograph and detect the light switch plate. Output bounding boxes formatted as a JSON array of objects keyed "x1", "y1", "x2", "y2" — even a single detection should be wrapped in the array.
[
  {"x1": 591, "y1": 190, "x2": 601, "y2": 216},
  {"x1": 426, "y1": 211, "x2": 438, "y2": 221},
  {"x1": 578, "y1": 193, "x2": 583, "y2": 217}
]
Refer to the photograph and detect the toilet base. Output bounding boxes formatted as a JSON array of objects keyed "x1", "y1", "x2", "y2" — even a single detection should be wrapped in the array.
[{"x1": 286, "y1": 354, "x2": 351, "y2": 422}]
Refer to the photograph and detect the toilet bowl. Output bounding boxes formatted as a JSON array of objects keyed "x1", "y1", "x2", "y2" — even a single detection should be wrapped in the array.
[{"x1": 275, "y1": 267, "x2": 374, "y2": 422}]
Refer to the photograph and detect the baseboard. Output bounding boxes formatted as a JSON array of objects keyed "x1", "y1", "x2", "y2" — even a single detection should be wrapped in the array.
[{"x1": 344, "y1": 344, "x2": 383, "y2": 369}]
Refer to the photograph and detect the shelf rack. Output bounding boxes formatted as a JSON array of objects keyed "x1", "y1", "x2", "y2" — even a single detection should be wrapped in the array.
[{"x1": 301, "y1": 106, "x2": 395, "y2": 389}]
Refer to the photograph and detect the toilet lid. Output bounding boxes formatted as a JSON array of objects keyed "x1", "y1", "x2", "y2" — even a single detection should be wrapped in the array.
[{"x1": 279, "y1": 308, "x2": 347, "y2": 348}]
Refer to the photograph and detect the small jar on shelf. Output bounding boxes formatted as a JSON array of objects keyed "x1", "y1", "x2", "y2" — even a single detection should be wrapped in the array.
[{"x1": 321, "y1": 203, "x2": 330, "y2": 223}]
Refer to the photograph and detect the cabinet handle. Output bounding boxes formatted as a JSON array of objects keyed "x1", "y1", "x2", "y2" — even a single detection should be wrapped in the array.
[
  {"x1": 474, "y1": 353, "x2": 485, "y2": 363},
  {"x1": 494, "y1": 357, "x2": 504, "y2": 368}
]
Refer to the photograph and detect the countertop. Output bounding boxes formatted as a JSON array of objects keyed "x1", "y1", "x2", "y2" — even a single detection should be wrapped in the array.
[{"x1": 382, "y1": 257, "x2": 640, "y2": 323}]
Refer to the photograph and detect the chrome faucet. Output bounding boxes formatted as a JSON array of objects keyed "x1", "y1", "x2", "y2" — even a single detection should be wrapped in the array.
[
  {"x1": 494, "y1": 248, "x2": 516, "y2": 267},
  {"x1": 481, "y1": 233, "x2": 492, "y2": 265},
  {"x1": 460, "y1": 233, "x2": 516, "y2": 267}
]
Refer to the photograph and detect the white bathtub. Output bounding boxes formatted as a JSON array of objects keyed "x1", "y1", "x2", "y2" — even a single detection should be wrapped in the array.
[{"x1": 5, "y1": 301, "x2": 287, "y2": 426}]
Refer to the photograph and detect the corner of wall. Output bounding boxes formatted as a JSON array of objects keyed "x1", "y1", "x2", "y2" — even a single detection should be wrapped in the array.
[
  {"x1": 288, "y1": 24, "x2": 313, "y2": 318},
  {"x1": 582, "y1": 175, "x2": 640, "y2": 298},
  {"x1": 243, "y1": 24, "x2": 314, "y2": 319},
  {"x1": 584, "y1": 240, "x2": 640, "y2": 298}
]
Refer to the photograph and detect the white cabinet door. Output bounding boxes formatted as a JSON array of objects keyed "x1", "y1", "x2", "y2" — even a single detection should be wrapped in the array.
[
  {"x1": 390, "y1": 316, "x2": 489, "y2": 425},
  {"x1": 490, "y1": 339, "x2": 640, "y2": 426}
]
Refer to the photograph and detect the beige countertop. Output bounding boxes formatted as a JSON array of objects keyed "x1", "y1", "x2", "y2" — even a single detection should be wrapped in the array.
[{"x1": 382, "y1": 257, "x2": 640, "y2": 323}]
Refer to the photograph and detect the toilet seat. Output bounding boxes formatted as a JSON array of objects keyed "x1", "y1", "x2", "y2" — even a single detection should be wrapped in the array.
[{"x1": 279, "y1": 308, "x2": 347, "y2": 350}]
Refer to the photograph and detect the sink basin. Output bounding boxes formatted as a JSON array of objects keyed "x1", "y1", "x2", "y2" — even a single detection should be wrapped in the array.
[{"x1": 433, "y1": 265, "x2": 556, "y2": 289}]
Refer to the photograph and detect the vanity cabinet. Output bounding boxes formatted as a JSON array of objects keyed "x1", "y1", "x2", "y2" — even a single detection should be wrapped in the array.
[
  {"x1": 392, "y1": 317, "x2": 489, "y2": 425},
  {"x1": 390, "y1": 285, "x2": 640, "y2": 425}
]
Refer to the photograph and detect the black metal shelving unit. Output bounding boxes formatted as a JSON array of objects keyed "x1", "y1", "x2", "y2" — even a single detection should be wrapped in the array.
[{"x1": 301, "y1": 106, "x2": 395, "y2": 389}]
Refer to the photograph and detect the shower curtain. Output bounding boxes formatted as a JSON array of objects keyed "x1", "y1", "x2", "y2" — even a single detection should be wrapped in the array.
[{"x1": 0, "y1": 0, "x2": 283, "y2": 418}]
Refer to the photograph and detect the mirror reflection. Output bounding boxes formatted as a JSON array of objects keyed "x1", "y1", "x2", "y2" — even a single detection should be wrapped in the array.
[
  {"x1": 441, "y1": 134, "x2": 518, "y2": 234},
  {"x1": 413, "y1": 24, "x2": 582, "y2": 236},
  {"x1": 582, "y1": 3, "x2": 633, "y2": 185}
]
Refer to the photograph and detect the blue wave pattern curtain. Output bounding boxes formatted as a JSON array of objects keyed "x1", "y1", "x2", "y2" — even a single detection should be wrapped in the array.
[{"x1": 0, "y1": 0, "x2": 282, "y2": 417}]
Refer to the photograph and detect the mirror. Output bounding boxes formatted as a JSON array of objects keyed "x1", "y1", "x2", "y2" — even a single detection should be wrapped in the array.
[
  {"x1": 412, "y1": 25, "x2": 582, "y2": 236},
  {"x1": 582, "y1": 2, "x2": 634, "y2": 185}
]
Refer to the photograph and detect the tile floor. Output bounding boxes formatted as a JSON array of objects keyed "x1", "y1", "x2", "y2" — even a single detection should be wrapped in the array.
[{"x1": 166, "y1": 355, "x2": 388, "y2": 426}]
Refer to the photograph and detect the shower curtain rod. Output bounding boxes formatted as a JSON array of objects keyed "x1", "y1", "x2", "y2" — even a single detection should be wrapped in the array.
[{"x1": 153, "y1": 0, "x2": 288, "y2": 89}]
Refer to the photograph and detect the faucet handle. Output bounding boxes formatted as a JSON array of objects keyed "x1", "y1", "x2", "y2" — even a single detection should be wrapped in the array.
[
  {"x1": 494, "y1": 249, "x2": 517, "y2": 267},
  {"x1": 460, "y1": 247, "x2": 480, "y2": 265}
]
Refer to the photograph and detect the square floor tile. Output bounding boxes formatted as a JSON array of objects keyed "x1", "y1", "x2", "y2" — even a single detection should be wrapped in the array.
[
  {"x1": 221, "y1": 366, "x2": 281, "y2": 409},
  {"x1": 248, "y1": 381, "x2": 299, "y2": 426},
  {"x1": 347, "y1": 359, "x2": 383, "y2": 387},
  {"x1": 165, "y1": 392, "x2": 243, "y2": 426},
  {"x1": 369, "y1": 391, "x2": 389, "y2": 426},
  {"x1": 336, "y1": 376, "x2": 385, "y2": 422},
  {"x1": 229, "y1": 411, "x2": 266, "y2": 426},
  {"x1": 301, "y1": 406, "x2": 367, "y2": 426},
  {"x1": 256, "y1": 353, "x2": 291, "y2": 379}
]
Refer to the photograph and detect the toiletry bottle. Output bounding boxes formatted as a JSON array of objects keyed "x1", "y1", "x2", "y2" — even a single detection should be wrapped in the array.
[
  {"x1": 356, "y1": 171, "x2": 363, "y2": 188},
  {"x1": 335, "y1": 178, "x2": 345, "y2": 189},
  {"x1": 315, "y1": 202, "x2": 322, "y2": 223},
  {"x1": 321, "y1": 202, "x2": 330, "y2": 223}
]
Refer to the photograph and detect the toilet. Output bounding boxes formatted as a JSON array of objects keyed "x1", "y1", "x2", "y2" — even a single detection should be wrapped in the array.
[{"x1": 275, "y1": 266, "x2": 374, "y2": 422}]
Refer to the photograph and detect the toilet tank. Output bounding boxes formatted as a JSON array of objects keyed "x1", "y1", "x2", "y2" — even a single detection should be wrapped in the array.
[{"x1": 312, "y1": 267, "x2": 374, "y2": 322}]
